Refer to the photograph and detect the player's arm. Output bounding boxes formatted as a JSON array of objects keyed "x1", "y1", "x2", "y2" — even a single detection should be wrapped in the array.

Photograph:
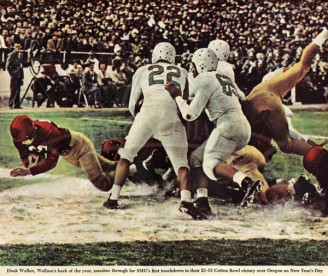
[
  {"x1": 13, "y1": 141, "x2": 30, "y2": 168},
  {"x1": 182, "y1": 78, "x2": 189, "y2": 101},
  {"x1": 165, "y1": 81, "x2": 209, "y2": 121},
  {"x1": 28, "y1": 125, "x2": 64, "y2": 175},
  {"x1": 28, "y1": 146, "x2": 59, "y2": 176},
  {"x1": 10, "y1": 143, "x2": 32, "y2": 177},
  {"x1": 128, "y1": 67, "x2": 143, "y2": 117}
]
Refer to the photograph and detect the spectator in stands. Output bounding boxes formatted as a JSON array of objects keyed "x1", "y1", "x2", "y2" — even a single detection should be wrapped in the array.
[
  {"x1": 52, "y1": 75, "x2": 68, "y2": 107},
  {"x1": 32, "y1": 70, "x2": 55, "y2": 108},
  {"x1": 64, "y1": 69, "x2": 81, "y2": 107},
  {"x1": 81, "y1": 61, "x2": 102, "y2": 108},
  {"x1": 46, "y1": 31, "x2": 63, "y2": 63},
  {"x1": 85, "y1": 51, "x2": 100, "y2": 73},
  {"x1": 6, "y1": 43, "x2": 24, "y2": 109},
  {"x1": 0, "y1": 29, "x2": 9, "y2": 48},
  {"x1": 0, "y1": 0, "x2": 326, "y2": 105},
  {"x1": 107, "y1": 58, "x2": 128, "y2": 107},
  {"x1": 67, "y1": 59, "x2": 83, "y2": 78},
  {"x1": 97, "y1": 62, "x2": 115, "y2": 108}
]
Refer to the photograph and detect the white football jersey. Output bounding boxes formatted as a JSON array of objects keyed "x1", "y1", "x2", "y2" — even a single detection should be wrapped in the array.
[
  {"x1": 217, "y1": 61, "x2": 245, "y2": 100},
  {"x1": 129, "y1": 62, "x2": 188, "y2": 116},
  {"x1": 176, "y1": 71, "x2": 243, "y2": 122}
]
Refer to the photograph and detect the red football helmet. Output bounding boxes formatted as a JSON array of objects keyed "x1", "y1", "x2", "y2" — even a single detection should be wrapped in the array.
[
  {"x1": 101, "y1": 139, "x2": 122, "y2": 161},
  {"x1": 10, "y1": 115, "x2": 37, "y2": 142},
  {"x1": 303, "y1": 146, "x2": 328, "y2": 177}
]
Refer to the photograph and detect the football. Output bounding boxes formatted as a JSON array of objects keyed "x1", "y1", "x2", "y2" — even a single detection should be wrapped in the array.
[{"x1": 27, "y1": 152, "x2": 45, "y2": 168}]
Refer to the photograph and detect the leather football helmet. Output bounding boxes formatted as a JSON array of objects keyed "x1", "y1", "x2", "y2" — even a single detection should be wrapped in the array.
[
  {"x1": 208, "y1": 39, "x2": 230, "y2": 61},
  {"x1": 151, "y1": 42, "x2": 176, "y2": 64},
  {"x1": 192, "y1": 48, "x2": 218, "y2": 73},
  {"x1": 10, "y1": 115, "x2": 37, "y2": 143},
  {"x1": 101, "y1": 139, "x2": 122, "y2": 161}
]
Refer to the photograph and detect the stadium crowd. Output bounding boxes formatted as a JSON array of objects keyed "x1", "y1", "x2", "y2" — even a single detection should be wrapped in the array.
[{"x1": 0, "y1": 0, "x2": 327, "y2": 107}]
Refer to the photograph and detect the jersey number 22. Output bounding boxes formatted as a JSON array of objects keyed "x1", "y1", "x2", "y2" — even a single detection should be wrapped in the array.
[{"x1": 148, "y1": 65, "x2": 181, "y2": 88}]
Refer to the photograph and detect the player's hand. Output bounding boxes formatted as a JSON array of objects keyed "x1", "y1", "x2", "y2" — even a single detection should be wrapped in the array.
[
  {"x1": 10, "y1": 167, "x2": 31, "y2": 177},
  {"x1": 165, "y1": 82, "x2": 182, "y2": 99}
]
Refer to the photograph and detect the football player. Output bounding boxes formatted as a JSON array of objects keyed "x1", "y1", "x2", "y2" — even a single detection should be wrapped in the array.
[
  {"x1": 103, "y1": 42, "x2": 207, "y2": 220},
  {"x1": 165, "y1": 48, "x2": 264, "y2": 215},
  {"x1": 242, "y1": 28, "x2": 328, "y2": 209},
  {"x1": 10, "y1": 115, "x2": 117, "y2": 193},
  {"x1": 208, "y1": 39, "x2": 246, "y2": 101},
  {"x1": 101, "y1": 137, "x2": 168, "y2": 186}
]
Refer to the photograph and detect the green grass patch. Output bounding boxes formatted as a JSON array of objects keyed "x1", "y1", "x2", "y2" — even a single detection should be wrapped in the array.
[
  {"x1": 0, "y1": 239, "x2": 328, "y2": 266},
  {"x1": 0, "y1": 177, "x2": 57, "y2": 193}
]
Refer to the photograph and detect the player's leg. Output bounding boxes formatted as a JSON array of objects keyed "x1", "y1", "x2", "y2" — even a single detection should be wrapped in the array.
[
  {"x1": 159, "y1": 120, "x2": 207, "y2": 220},
  {"x1": 63, "y1": 132, "x2": 113, "y2": 192},
  {"x1": 227, "y1": 145, "x2": 269, "y2": 203},
  {"x1": 103, "y1": 113, "x2": 153, "y2": 209},
  {"x1": 261, "y1": 107, "x2": 313, "y2": 156},
  {"x1": 188, "y1": 140, "x2": 214, "y2": 215},
  {"x1": 204, "y1": 122, "x2": 263, "y2": 207},
  {"x1": 259, "y1": 28, "x2": 327, "y2": 99},
  {"x1": 98, "y1": 154, "x2": 117, "y2": 172}
]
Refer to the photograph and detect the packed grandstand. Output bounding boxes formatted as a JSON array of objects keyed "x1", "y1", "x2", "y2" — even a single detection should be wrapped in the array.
[{"x1": 0, "y1": 0, "x2": 327, "y2": 106}]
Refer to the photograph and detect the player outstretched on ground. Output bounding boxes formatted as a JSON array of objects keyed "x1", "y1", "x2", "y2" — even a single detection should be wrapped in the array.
[
  {"x1": 9, "y1": 115, "x2": 117, "y2": 193},
  {"x1": 242, "y1": 27, "x2": 328, "y2": 213},
  {"x1": 165, "y1": 47, "x2": 264, "y2": 214},
  {"x1": 102, "y1": 42, "x2": 208, "y2": 220}
]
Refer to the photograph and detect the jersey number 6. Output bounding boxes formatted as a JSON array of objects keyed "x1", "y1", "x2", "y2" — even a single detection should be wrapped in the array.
[
  {"x1": 216, "y1": 73, "x2": 235, "y2": 97},
  {"x1": 148, "y1": 65, "x2": 181, "y2": 88}
]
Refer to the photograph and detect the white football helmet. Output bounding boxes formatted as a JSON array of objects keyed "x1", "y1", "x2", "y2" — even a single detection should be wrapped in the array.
[
  {"x1": 151, "y1": 42, "x2": 176, "y2": 64},
  {"x1": 208, "y1": 39, "x2": 230, "y2": 61},
  {"x1": 192, "y1": 48, "x2": 218, "y2": 73}
]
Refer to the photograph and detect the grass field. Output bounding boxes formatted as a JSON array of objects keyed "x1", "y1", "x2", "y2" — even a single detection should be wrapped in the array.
[{"x1": 0, "y1": 108, "x2": 328, "y2": 268}]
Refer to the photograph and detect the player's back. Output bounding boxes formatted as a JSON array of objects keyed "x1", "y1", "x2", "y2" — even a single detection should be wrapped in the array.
[
  {"x1": 137, "y1": 62, "x2": 188, "y2": 110},
  {"x1": 195, "y1": 71, "x2": 243, "y2": 121}
]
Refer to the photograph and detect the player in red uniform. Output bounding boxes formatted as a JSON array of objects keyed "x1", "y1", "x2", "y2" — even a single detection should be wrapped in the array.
[{"x1": 10, "y1": 115, "x2": 117, "y2": 193}]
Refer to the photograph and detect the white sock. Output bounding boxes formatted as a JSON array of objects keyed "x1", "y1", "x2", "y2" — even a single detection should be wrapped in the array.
[
  {"x1": 180, "y1": 190, "x2": 192, "y2": 202},
  {"x1": 232, "y1": 171, "x2": 247, "y2": 187},
  {"x1": 110, "y1": 184, "x2": 122, "y2": 200},
  {"x1": 313, "y1": 28, "x2": 328, "y2": 47},
  {"x1": 196, "y1": 188, "x2": 208, "y2": 198},
  {"x1": 129, "y1": 164, "x2": 137, "y2": 175}
]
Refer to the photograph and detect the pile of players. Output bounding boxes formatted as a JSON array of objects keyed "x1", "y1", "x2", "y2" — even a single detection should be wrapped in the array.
[{"x1": 9, "y1": 28, "x2": 328, "y2": 220}]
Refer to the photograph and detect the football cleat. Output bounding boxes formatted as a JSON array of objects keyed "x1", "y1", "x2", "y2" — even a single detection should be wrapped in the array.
[
  {"x1": 240, "y1": 178, "x2": 263, "y2": 208},
  {"x1": 103, "y1": 197, "x2": 118, "y2": 209},
  {"x1": 293, "y1": 174, "x2": 322, "y2": 204},
  {"x1": 179, "y1": 201, "x2": 208, "y2": 220},
  {"x1": 193, "y1": 197, "x2": 215, "y2": 217}
]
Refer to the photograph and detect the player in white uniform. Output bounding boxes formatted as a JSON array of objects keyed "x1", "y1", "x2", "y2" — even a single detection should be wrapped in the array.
[
  {"x1": 103, "y1": 42, "x2": 207, "y2": 220},
  {"x1": 208, "y1": 39, "x2": 246, "y2": 101},
  {"x1": 165, "y1": 48, "x2": 264, "y2": 214}
]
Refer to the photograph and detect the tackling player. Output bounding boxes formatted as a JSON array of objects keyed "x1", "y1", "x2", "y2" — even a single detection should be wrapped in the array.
[
  {"x1": 103, "y1": 42, "x2": 207, "y2": 220},
  {"x1": 10, "y1": 115, "x2": 117, "y2": 193},
  {"x1": 165, "y1": 48, "x2": 264, "y2": 214}
]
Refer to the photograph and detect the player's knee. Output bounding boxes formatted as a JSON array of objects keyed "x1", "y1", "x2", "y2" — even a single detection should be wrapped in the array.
[
  {"x1": 189, "y1": 152, "x2": 202, "y2": 168},
  {"x1": 91, "y1": 174, "x2": 113, "y2": 192},
  {"x1": 203, "y1": 158, "x2": 221, "y2": 181}
]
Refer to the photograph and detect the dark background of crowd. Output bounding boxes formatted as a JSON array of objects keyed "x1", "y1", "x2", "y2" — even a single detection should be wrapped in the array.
[{"x1": 0, "y1": 0, "x2": 327, "y2": 107}]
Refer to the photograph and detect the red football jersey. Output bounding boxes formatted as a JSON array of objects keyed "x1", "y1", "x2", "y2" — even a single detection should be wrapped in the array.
[{"x1": 13, "y1": 120, "x2": 71, "y2": 175}]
